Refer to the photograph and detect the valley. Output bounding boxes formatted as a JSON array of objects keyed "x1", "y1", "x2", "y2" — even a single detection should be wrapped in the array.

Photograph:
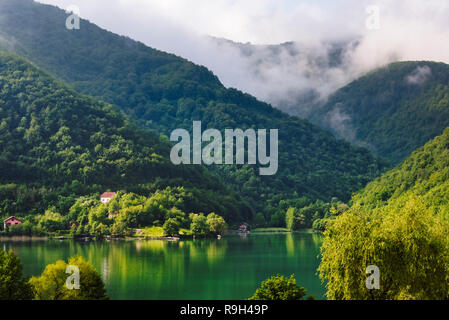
[{"x1": 0, "y1": 0, "x2": 449, "y2": 302}]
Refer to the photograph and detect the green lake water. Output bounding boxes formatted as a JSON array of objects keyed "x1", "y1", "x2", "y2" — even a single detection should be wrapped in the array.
[{"x1": 1, "y1": 232, "x2": 325, "y2": 300}]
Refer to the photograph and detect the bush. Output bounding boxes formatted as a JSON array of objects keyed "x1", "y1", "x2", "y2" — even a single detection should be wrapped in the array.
[
  {"x1": 163, "y1": 218, "x2": 180, "y2": 236},
  {"x1": 248, "y1": 274, "x2": 307, "y2": 300}
]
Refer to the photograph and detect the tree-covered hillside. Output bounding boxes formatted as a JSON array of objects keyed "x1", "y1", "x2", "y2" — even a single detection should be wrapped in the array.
[
  {"x1": 310, "y1": 61, "x2": 449, "y2": 164},
  {"x1": 352, "y1": 126, "x2": 449, "y2": 211},
  {"x1": 0, "y1": 0, "x2": 388, "y2": 219},
  {"x1": 319, "y1": 125, "x2": 449, "y2": 300},
  {"x1": 0, "y1": 52, "x2": 251, "y2": 222}
]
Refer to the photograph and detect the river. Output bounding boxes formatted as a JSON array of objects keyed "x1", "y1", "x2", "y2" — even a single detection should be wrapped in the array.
[{"x1": 2, "y1": 231, "x2": 325, "y2": 300}]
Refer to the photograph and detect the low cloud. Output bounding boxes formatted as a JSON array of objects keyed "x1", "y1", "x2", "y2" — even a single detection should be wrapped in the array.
[
  {"x1": 406, "y1": 65, "x2": 432, "y2": 85},
  {"x1": 327, "y1": 106, "x2": 356, "y2": 143}
]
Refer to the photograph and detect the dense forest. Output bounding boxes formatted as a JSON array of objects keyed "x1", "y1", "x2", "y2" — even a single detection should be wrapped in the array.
[
  {"x1": 0, "y1": 0, "x2": 388, "y2": 222},
  {"x1": 310, "y1": 61, "x2": 449, "y2": 164},
  {"x1": 0, "y1": 52, "x2": 251, "y2": 227}
]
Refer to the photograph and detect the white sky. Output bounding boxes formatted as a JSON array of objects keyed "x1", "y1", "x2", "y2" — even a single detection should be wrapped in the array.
[{"x1": 37, "y1": 0, "x2": 367, "y2": 44}]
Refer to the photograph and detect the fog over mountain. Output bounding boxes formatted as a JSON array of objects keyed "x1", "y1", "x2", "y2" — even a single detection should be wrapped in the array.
[
  {"x1": 202, "y1": 38, "x2": 360, "y2": 117},
  {"x1": 36, "y1": 0, "x2": 449, "y2": 117}
]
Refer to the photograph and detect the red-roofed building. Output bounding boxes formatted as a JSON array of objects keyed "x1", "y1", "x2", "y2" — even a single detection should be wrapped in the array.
[
  {"x1": 3, "y1": 216, "x2": 22, "y2": 230},
  {"x1": 100, "y1": 192, "x2": 117, "y2": 204}
]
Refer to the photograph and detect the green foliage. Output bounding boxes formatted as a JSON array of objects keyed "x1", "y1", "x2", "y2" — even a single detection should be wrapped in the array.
[
  {"x1": 354, "y1": 127, "x2": 449, "y2": 212},
  {"x1": 311, "y1": 218, "x2": 333, "y2": 232},
  {"x1": 163, "y1": 218, "x2": 180, "y2": 237},
  {"x1": 62, "y1": 190, "x2": 229, "y2": 237},
  {"x1": 248, "y1": 274, "x2": 307, "y2": 300},
  {"x1": 285, "y1": 208, "x2": 295, "y2": 230},
  {"x1": 139, "y1": 226, "x2": 164, "y2": 237},
  {"x1": 0, "y1": 51, "x2": 251, "y2": 225},
  {"x1": 0, "y1": 249, "x2": 33, "y2": 300},
  {"x1": 70, "y1": 189, "x2": 187, "y2": 236},
  {"x1": 0, "y1": 0, "x2": 388, "y2": 222},
  {"x1": 206, "y1": 212, "x2": 227, "y2": 235},
  {"x1": 311, "y1": 61, "x2": 449, "y2": 164},
  {"x1": 190, "y1": 213, "x2": 209, "y2": 237},
  {"x1": 36, "y1": 210, "x2": 65, "y2": 232},
  {"x1": 319, "y1": 200, "x2": 449, "y2": 300},
  {"x1": 253, "y1": 213, "x2": 266, "y2": 227},
  {"x1": 29, "y1": 255, "x2": 108, "y2": 300},
  {"x1": 281, "y1": 197, "x2": 348, "y2": 231},
  {"x1": 319, "y1": 129, "x2": 449, "y2": 299}
]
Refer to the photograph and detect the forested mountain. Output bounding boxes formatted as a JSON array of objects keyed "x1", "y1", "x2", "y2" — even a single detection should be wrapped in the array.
[
  {"x1": 0, "y1": 0, "x2": 388, "y2": 220},
  {"x1": 319, "y1": 127, "x2": 449, "y2": 300},
  {"x1": 352, "y1": 126, "x2": 449, "y2": 212},
  {"x1": 0, "y1": 52, "x2": 251, "y2": 222},
  {"x1": 310, "y1": 61, "x2": 449, "y2": 164}
]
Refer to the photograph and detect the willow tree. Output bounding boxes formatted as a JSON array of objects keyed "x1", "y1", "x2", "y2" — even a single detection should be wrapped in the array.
[
  {"x1": 0, "y1": 249, "x2": 33, "y2": 300},
  {"x1": 29, "y1": 256, "x2": 108, "y2": 300},
  {"x1": 318, "y1": 199, "x2": 449, "y2": 300}
]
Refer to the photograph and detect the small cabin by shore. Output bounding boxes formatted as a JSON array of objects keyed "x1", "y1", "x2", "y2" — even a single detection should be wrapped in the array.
[
  {"x1": 3, "y1": 216, "x2": 22, "y2": 230},
  {"x1": 239, "y1": 223, "x2": 250, "y2": 233}
]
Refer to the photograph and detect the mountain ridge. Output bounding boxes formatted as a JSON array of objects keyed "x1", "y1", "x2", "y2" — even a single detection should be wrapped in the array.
[
  {"x1": 0, "y1": 0, "x2": 388, "y2": 220},
  {"x1": 310, "y1": 61, "x2": 449, "y2": 164}
]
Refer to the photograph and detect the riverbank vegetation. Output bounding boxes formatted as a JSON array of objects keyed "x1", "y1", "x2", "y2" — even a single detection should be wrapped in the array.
[
  {"x1": 273, "y1": 197, "x2": 350, "y2": 232},
  {"x1": 0, "y1": 249, "x2": 108, "y2": 300},
  {"x1": 1, "y1": 189, "x2": 228, "y2": 239}
]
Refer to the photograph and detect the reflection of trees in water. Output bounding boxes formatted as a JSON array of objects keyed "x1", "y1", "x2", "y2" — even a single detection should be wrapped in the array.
[
  {"x1": 311, "y1": 232, "x2": 324, "y2": 247},
  {"x1": 4, "y1": 234, "x2": 325, "y2": 299},
  {"x1": 96, "y1": 239, "x2": 230, "y2": 298}
]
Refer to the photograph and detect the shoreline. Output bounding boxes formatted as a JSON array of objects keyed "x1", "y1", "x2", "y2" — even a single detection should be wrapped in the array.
[
  {"x1": 0, "y1": 229, "x2": 321, "y2": 242},
  {"x1": 0, "y1": 236, "x2": 49, "y2": 241}
]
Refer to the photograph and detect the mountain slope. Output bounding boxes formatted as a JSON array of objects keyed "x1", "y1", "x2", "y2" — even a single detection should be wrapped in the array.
[
  {"x1": 0, "y1": 52, "x2": 251, "y2": 221},
  {"x1": 310, "y1": 61, "x2": 449, "y2": 164},
  {"x1": 0, "y1": 0, "x2": 388, "y2": 217},
  {"x1": 352, "y1": 126, "x2": 449, "y2": 211},
  {"x1": 319, "y1": 127, "x2": 449, "y2": 300}
]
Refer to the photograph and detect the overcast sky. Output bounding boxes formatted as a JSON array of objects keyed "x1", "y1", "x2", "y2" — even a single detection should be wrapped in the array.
[
  {"x1": 36, "y1": 0, "x2": 449, "y2": 115},
  {"x1": 38, "y1": 0, "x2": 367, "y2": 44}
]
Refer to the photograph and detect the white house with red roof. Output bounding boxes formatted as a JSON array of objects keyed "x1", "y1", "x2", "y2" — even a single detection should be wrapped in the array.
[{"x1": 100, "y1": 192, "x2": 117, "y2": 204}]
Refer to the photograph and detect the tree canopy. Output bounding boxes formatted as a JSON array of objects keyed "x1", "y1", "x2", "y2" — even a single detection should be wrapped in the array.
[
  {"x1": 248, "y1": 274, "x2": 308, "y2": 300},
  {"x1": 29, "y1": 255, "x2": 108, "y2": 300},
  {"x1": 0, "y1": 249, "x2": 33, "y2": 300}
]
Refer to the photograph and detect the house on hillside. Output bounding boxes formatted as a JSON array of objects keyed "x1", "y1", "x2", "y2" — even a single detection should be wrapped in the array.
[
  {"x1": 3, "y1": 216, "x2": 22, "y2": 230},
  {"x1": 100, "y1": 192, "x2": 117, "y2": 204}
]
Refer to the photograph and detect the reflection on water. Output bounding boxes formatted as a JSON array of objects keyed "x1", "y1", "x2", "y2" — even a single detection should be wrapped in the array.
[{"x1": 2, "y1": 232, "x2": 325, "y2": 300}]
